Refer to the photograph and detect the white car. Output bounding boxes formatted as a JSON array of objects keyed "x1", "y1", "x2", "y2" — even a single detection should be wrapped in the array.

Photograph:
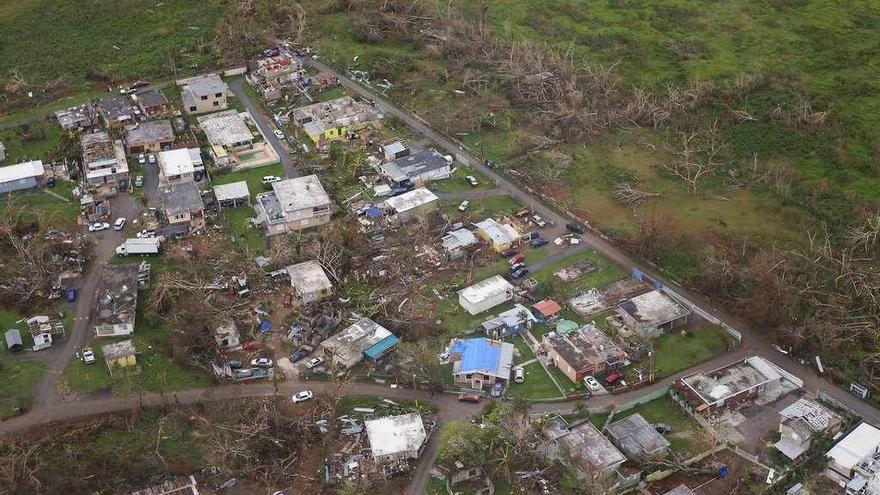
[
  {"x1": 305, "y1": 357, "x2": 324, "y2": 369},
  {"x1": 136, "y1": 229, "x2": 156, "y2": 238},
  {"x1": 137, "y1": 154, "x2": 146, "y2": 165},
  {"x1": 147, "y1": 154, "x2": 156, "y2": 164},
  {"x1": 88, "y1": 222, "x2": 110, "y2": 232},
  {"x1": 465, "y1": 175, "x2": 479, "y2": 187},
  {"x1": 81, "y1": 348, "x2": 96, "y2": 365},
  {"x1": 251, "y1": 357, "x2": 273, "y2": 368},
  {"x1": 292, "y1": 390, "x2": 314, "y2": 404},
  {"x1": 514, "y1": 367, "x2": 525, "y2": 383},
  {"x1": 113, "y1": 218, "x2": 126, "y2": 231},
  {"x1": 261, "y1": 175, "x2": 282, "y2": 185},
  {"x1": 273, "y1": 129, "x2": 286, "y2": 140},
  {"x1": 584, "y1": 375, "x2": 601, "y2": 392},
  {"x1": 457, "y1": 200, "x2": 470, "y2": 212}
]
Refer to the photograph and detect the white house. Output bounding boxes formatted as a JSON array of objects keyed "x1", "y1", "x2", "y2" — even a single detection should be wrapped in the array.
[
  {"x1": 826, "y1": 422, "x2": 880, "y2": 487},
  {"x1": 365, "y1": 413, "x2": 427, "y2": 464},
  {"x1": 254, "y1": 175, "x2": 332, "y2": 236},
  {"x1": 214, "y1": 320, "x2": 242, "y2": 350},
  {"x1": 617, "y1": 289, "x2": 691, "y2": 338},
  {"x1": 382, "y1": 187, "x2": 438, "y2": 223},
  {"x1": 158, "y1": 148, "x2": 204, "y2": 186},
  {"x1": 0, "y1": 160, "x2": 44, "y2": 194},
  {"x1": 181, "y1": 73, "x2": 229, "y2": 115},
  {"x1": 285, "y1": 260, "x2": 333, "y2": 304},
  {"x1": 458, "y1": 275, "x2": 515, "y2": 315}
]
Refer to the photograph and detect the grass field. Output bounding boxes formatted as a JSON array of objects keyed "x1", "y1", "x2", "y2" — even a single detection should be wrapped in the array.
[
  {"x1": 652, "y1": 326, "x2": 732, "y2": 377},
  {"x1": 224, "y1": 206, "x2": 266, "y2": 253},
  {"x1": 507, "y1": 361, "x2": 561, "y2": 400},
  {"x1": 0, "y1": 359, "x2": 46, "y2": 418},
  {"x1": 212, "y1": 163, "x2": 285, "y2": 200},
  {"x1": 530, "y1": 249, "x2": 625, "y2": 295},
  {"x1": 0, "y1": 123, "x2": 63, "y2": 163},
  {"x1": 0, "y1": 179, "x2": 79, "y2": 225}
]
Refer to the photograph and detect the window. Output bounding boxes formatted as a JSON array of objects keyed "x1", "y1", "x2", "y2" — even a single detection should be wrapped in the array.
[
  {"x1": 213, "y1": 101, "x2": 219, "y2": 107},
  {"x1": 189, "y1": 106, "x2": 196, "y2": 112},
  {"x1": 465, "y1": 374, "x2": 472, "y2": 379},
  {"x1": 200, "y1": 95, "x2": 208, "y2": 101},
  {"x1": 215, "y1": 92, "x2": 223, "y2": 98}
]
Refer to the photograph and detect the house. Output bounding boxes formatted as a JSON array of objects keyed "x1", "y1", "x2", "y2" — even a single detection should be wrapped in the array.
[
  {"x1": 446, "y1": 466, "x2": 495, "y2": 495},
  {"x1": 130, "y1": 475, "x2": 199, "y2": 495},
  {"x1": 458, "y1": 275, "x2": 515, "y2": 315},
  {"x1": 92, "y1": 264, "x2": 140, "y2": 337},
  {"x1": 81, "y1": 131, "x2": 129, "y2": 191},
  {"x1": 102, "y1": 339, "x2": 137, "y2": 376},
  {"x1": 214, "y1": 320, "x2": 241, "y2": 351},
  {"x1": 213, "y1": 181, "x2": 250, "y2": 208},
  {"x1": 291, "y1": 96, "x2": 382, "y2": 144},
  {"x1": 540, "y1": 416, "x2": 626, "y2": 479},
  {"x1": 54, "y1": 104, "x2": 97, "y2": 130},
  {"x1": 679, "y1": 356, "x2": 793, "y2": 412},
  {"x1": 4, "y1": 329, "x2": 23, "y2": 352},
  {"x1": 320, "y1": 317, "x2": 399, "y2": 369},
  {"x1": 285, "y1": 260, "x2": 333, "y2": 304},
  {"x1": 617, "y1": 289, "x2": 691, "y2": 338},
  {"x1": 26, "y1": 315, "x2": 65, "y2": 352},
  {"x1": 380, "y1": 149, "x2": 452, "y2": 187},
  {"x1": 481, "y1": 303, "x2": 537, "y2": 339},
  {"x1": 532, "y1": 299, "x2": 562, "y2": 321},
  {"x1": 365, "y1": 413, "x2": 427, "y2": 464},
  {"x1": 248, "y1": 51, "x2": 304, "y2": 100},
  {"x1": 825, "y1": 422, "x2": 880, "y2": 489},
  {"x1": 160, "y1": 182, "x2": 205, "y2": 231},
  {"x1": 134, "y1": 88, "x2": 169, "y2": 117},
  {"x1": 447, "y1": 337, "x2": 514, "y2": 389},
  {"x1": 474, "y1": 218, "x2": 520, "y2": 253},
  {"x1": 180, "y1": 73, "x2": 228, "y2": 115},
  {"x1": 196, "y1": 110, "x2": 254, "y2": 167},
  {"x1": 158, "y1": 148, "x2": 204, "y2": 186},
  {"x1": 775, "y1": 398, "x2": 843, "y2": 460},
  {"x1": 606, "y1": 413, "x2": 670, "y2": 461},
  {"x1": 381, "y1": 141, "x2": 408, "y2": 161},
  {"x1": 543, "y1": 323, "x2": 628, "y2": 383},
  {"x1": 382, "y1": 187, "x2": 438, "y2": 223},
  {"x1": 442, "y1": 228, "x2": 479, "y2": 259},
  {"x1": 254, "y1": 175, "x2": 332, "y2": 235},
  {"x1": 0, "y1": 160, "x2": 44, "y2": 194},
  {"x1": 125, "y1": 120, "x2": 174, "y2": 154},
  {"x1": 96, "y1": 94, "x2": 138, "y2": 128}
]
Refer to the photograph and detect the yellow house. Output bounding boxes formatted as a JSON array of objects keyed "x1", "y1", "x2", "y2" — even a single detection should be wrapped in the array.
[
  {"x1": 474, "y1": 218, "x2": 521, "y2": 253},
  {"x1": 292, "y1": 96, "x2": 382, "y2": 145},
  {"x1": 102, "y1": 340, "x2": 137, "y2": 375}
]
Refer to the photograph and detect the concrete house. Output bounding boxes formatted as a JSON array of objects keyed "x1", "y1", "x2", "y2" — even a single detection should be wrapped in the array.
[
  {"x1": 160, "y1": 182, "x2": 205, "y2": 231},
  {"x1": 606, "y1": 413, "x2": 670, "y2": 461},
  {"x1": 442, "y1": 228, "x2": 479, "y2": 259},
  {"x1": 380, "y1": 149, "x2": 452, "y2": 187},
  {"x1": 365, "y1": 413, "x2": 427, "y2": 464},
  {"x1": 102, "y1": 339, "x2": 137, "y2": 376},
  {"x1": 320, "y1": 317, "x2": 399, "y2": 369},
  {"x1": 181, "y1": 74, "x2": 228, "y2": 115},
  {"x1": 134, "y1": 88, "x2": 169, "y2": 117},
  {"x1": 679, "y1": 356, "x2": 790, "y2": 412},
  {"x1": 214, "y1": 320, "x2": 242, "y2": 351},
  {"x1": 382, "y1": 187, "x2": 438, "y2": 223},
  {"x1": 540, "y1": 416, "x2": 626, "y2": 480},
  {"x1": 254, "y1": 175, "x2": 332, "y2": 236},
  {"x1": 381, "y1": 141, "x2": 408, "y2": 161},
  {"x1": 292, "y1": 96, "x2": 382, "y2": 144},
  {"x1": 285, "y1": 260, "x2": 333, "y2": 304},
  {"x1": 96, "y1": 94, "x2": 138, "y2": 128},
  {"x1": 481, "y1": 303, "x2": 537, "y2": 339},
  {"x1": 158, "y1": 148, "x2": 204, "y2": 186},
  {"x1": 447, "y1": 337, "x2": 514, "y2": 389},
  {"x1": 213, "y1": 181, "x2": 250, "y2": 208},
  {"x1": 196, "y1": 110, "x2": 255, "y2": 167},
  {"x1": 125, "y1": 120, "x2": 174, "y2": 154},
  {"x1": 543, "y1": 323, "x2": 628, "y2": 383},
  {"x1": 0, "y1": 160, "x2": 44, "y2": 194},
  {"x1": 81, "y1": 132, "x2": 129, "y2": 191},
  {"x1": 54, "y1": 104, "x2": 96, "y2": 130},
  {"x1": 458, "y1": 275, "x2": 515, "y2": 315},
  {"x1": 617, "y1": 289, "x2": 691, "y2": 338},
  {"x1": 775, "y1": 398, "x2": 843, "y2": 460},
  {"x1": 474, "y1": 218, "x2": 521, "y2": 253},
  {"x1": 92, "y1": 264, "x2": 140, "y2": 337},
  {"x1": 826, "y1": 422, "x2": 880, "y2": 488}
]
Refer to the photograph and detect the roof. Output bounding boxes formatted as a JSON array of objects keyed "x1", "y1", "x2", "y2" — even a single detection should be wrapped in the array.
[
  {"x1": 681, "y1": 356, "x2": 783, "y2": 405},
  {"x1": 160, "y1": 183, "x2": 204, "y2": 216},
  {"x1": 291, "y1": 96, "x2": 382, "y2": 135},
  {"x1": 449, "y1": 338, "x2": 514, "y2": 379},
  {"x1": 606, "y1": 413, "x2": 670, "y2": 457},
  {"x1": 135, "y1": 88, "x2": 168, "y2": 108},
  {"x1": 364, "y1": 334, "x2": 401, "y2": 360},
  {"x1": 365, "y1": 413, "x2": 427, "y2": 458},
  {"x1": 158, "y1": 148, "x2": 196, "y2": 177},
  {"x1": 544, "y1": 323, "x2": 627, "y2": 372},
  {"x1": 532, "y1": 299, "x2": 562, "y2": 317},
  {"x1": 827, "y1": 423, "x2": 880, "y2": 472},
  {"x1": 459, "y1": 275, "x2": 514, "y2": 305},
  {"x1": 285, "y1": 260, "x2": 333, "y2": 296},
  {"x1": 554, "y1": 420, "x2": 626, "y2": 474},
  {"x1": 92, "y1": 264, "x2": 140, "y2": 334},
  {"x1": 183, "y1": 73, "x2": 227, "y2": 96},
  {"x1": 383, "y1": 187, "x2": 438, "y2": 214},
  {"x1": 382, "y1": 141, "x2": 407, "y2": 155},
  {"x1": 778, "y1": 398, "x2": 842, "y2": 433},
  {"x1": 442, "y1": 228, "x2": 478, "y2": 252},
  {"x1": 213, "y1": 181, "x2": 250, "y2": 202},
  {"x1": 0, "y1": 160, "x2": 44, "y2": 183},
  {"x1": 618, "y1": 290, "x2": 691, "y2": 327},
  {"x1": 663, "y1": 486, "x2": 696, "y2": 495},
  {"x1": 474, "y1": 218, "x2": 520, "y2": 245},
  {"x1": 126, "y1": 120, "x2": 173, "y2": 147},
  {"x1": 491, "y1": 303, "x2": 538, "y2": 328},
  {"x1": 102, "y1": 339, "x2": 136, "y2": 361},
  {"x1": 4, "y1": 329, "x2": 22, "y2": 348},
  {"x1": 97, "y1": 94, "x2": 136, "y2": 120},
  {"x1": 271, "y1": 175, "x2": 331, "y2": 212},
  {"x1": 383, "y1": 149, "x2": 450, "y2": 180},
  {"x1": 196, "y1": 110, "x2": 253, "y2": 147},
  {"x1": 322, "y1": 317, "x2": 394, "y2": 364}
]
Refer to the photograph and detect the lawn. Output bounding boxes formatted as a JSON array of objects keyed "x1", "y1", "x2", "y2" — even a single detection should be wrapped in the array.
[
  {"x1": 223, "y1": 206, "x2": 266, "y2": 253},
  {"x1": 530, "y1": 249, "x2": 625, "y2": 296},
  {"x1": 432, "y1": 167, "x2": 496, "y2": 194},
  {"x1": 652, "y1": 326, "x2": 732, "y2": 378},
  {"x1": 0, "y1": 179, "x2": 79, "y2": 225},
  {"x1": 506, "y1": 361, "x2": 561, "y2": 400},
  {"x1": 441, "y1": 195, "x2": 522, "y2": 222},
  {"x1": 211, "y1": 162, "x2": 285, "y2": 200},
  {"x1": 510, "y1": 334, "x2": 534, "y2": 365},
  {"x1": 546, "y1": 363, "x2": 584, "y2": 395},
  {"x1": 0, "y1": 359, "x2": 46, "y2": 417},
  {"x1": 0, "y1": 122, "x2": 63, "y2": 163}
]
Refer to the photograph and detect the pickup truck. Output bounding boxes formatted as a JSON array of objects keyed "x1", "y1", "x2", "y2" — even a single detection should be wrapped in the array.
[{"x1": 116, "y1": 238, "x2": 160, "y2": 256}]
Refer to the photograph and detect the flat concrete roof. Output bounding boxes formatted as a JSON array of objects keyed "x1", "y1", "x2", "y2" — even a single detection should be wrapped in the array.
[
  {"x1": 543, "y1": 323, "x2": 626, "y2": 372},
  {"x1": 285, "y1": 260, "x2": 332, "y2": 296},
  {"x1": 0, "y1": 160, "x2": 44, "y2": 183},
  {"x1": 681, "y1": 356, "x2": 783, "y2": 405},
  {"x1": 557, "y1": 420, "x2": 626, "y2": 474},
  {"x1": 291, "y1": 96, "x2": 382, "y2": 134},
  {"x1": 365, "y1": 412, "x2": 427, "y2": 458},
  {"x1": 619, "y1": 289, "x2": 690, "y2": 326},
  {"x1": 160, "y1": 182, "x2": 203, "y2": 216},
  {"x1": 158, "y1": 148, "x2": 196, "y2": 177},
  {"x1": 458, "y1": 275, "x2": 514, "y2": 305},
  {"x1": 828, "y1": 423, "x2": 880, "y2": 473},
  {"x1": 322, "y1": 317, "x2": 393, "y2": 364},
  {"x1": 383, "y1": 187, "x2": 438, "y2": 214},
  {"x1": 606, "y1": 413, "x2": 670, "y2": 458},
  {"x1": 126, "y1": 120, "x2": 174, "y2": 146},
  {"x1": 272, "y1": 175, "x2": 331, "y2": 212},
  {"x1": 183, "y1": 73, "x2": 227, "y2": 96},
  {"x1": 196, "y1": 110, "x2": 253, "y2": 147}
]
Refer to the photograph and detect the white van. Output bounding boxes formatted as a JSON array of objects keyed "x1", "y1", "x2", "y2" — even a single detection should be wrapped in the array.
[{"x1": 514, "y1": 367, "x2": 525, "y2": 383}]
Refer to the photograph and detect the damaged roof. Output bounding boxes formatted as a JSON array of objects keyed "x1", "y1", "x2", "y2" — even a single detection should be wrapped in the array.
[
  {"x1": 605, "y1": 413, "x2": 670, "y2": 458},
  {"x1": 196, "y1": 110, "x2": 253, "y2": 147},
  {"x1": 102, "y1": 339, "x2": 135, "y2": 361},
  {"x1": 618, "y1": 289, "x2": 690, "y2": 327},
  {"x1": 543, "y1": 323, "x2": 627, "y2": 372},
  {"x1": 383, "y1": 187, "x2": 438, "y2": 214},
  {"x1": 449, "y1": 337, "x2": 514, "y2": 379}
]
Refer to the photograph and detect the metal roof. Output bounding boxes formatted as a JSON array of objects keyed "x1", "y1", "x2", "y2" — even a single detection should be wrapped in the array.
[
  {"x1": 0, "y1": 160, "x2": 44, "y2": 183},
  {"x1": 449, "y1": 337, "x2": 514, "y2": 379},
  {"x1": 213, "y1": 181, "x2": 250, "y2": 202},
  {"x1": 365, "y1": 413, "x2": 426, "y2": 458},
  {"x1": 383, "y1": 187, "x2": 438, "y2": 213},
  {"x1": 827, "y1": 423, "x2": 880, "y2": 472}
]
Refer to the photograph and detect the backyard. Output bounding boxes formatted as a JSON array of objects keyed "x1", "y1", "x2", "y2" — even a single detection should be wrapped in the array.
[{"x1": 652, "y1": 326, "x2": 732, "y2": 377}]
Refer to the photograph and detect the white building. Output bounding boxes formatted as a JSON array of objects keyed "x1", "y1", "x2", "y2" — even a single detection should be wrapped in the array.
[
  {"x1": 285, "y1": 260, "x2": 333, "y2": 304},
  {"x1": 617, "y1": 289, "x2": 691, "y2": 338},
  {"x1": 181, "y1": 73, "x2": 229, "y2": 115},
  {"x1": 158, "y1": 148, "x2": 203, "y2": 186},
  {"x1": 254, "y1": 175, "x2": 332, "y2": 236},
  {"x1": 442, "y1": 228, "x2": 478, "y2": 259},
  {"x1": 365, "y1": 413, "x2": 427, "y2": 464},
  {"x1": 213, "y1": 181, "x2": 250, "y2": 208},
  {"x1": 196, "y1": 110, "x2": 254, "y2": 167},
  {"x1": 473, "y1": 218, "x2": 521, "y2": 253},
  {"x1": 382, "y1": 187, "x2": 438, "y2": 223},
  {"x1": 0, "y1": 160, "x2": 44, "y2": 194},
  {"x1": 458, "y1": 275, "x2": 515, "y2": 315},
  {"x1": 826, "y1": 423, "x2": 880, "y2": 489},
  {"x1": 214, "y1": 320, "x2": 241, "y2": 350},
  {"x1": 775, "y1": 398, "x2": 842, "y2": 460}
]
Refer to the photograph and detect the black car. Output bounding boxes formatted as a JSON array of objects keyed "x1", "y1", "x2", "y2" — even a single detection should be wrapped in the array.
[
  {"x1": 531, "y1": 237, "x2": 549, "y2": 247},
  {"x1": 511, "y1": 267, "x2": 530, "y2": 280},
  {"x1": 289, "y1": 349, "x2": 310, "y2": 363},
  {"x1": 566, "y1": 222, "x2": 586, "y2": 234},
  {"x1": 500, "y1": 247, "x2": 519, "y2": 258}
]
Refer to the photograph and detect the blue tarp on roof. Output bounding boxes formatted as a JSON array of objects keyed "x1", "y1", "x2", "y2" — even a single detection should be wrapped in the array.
[
  {"x1": 366, "y1": 207, "x2": 383, "y2": 218},
  {"x1": 450, "y1": 338, "x2": 501, "y2": 374},
  {"x1": 364, "y1": 334, "x2": 400, "y2": 360},
  {"x1": 259, "y1": 320, "x2": 273, "y2": 333}
]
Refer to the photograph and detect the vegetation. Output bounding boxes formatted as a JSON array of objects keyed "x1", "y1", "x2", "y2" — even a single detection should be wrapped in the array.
[{"x1": 652, "y1": 326, "x2": 732, "y2": 377}]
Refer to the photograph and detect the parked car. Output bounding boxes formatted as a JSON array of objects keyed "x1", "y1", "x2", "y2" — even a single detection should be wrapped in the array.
[
  {"x1": 500, "y1": 248, "x2": 519, "y2": 258},
  {"x1": 530, "y1": 237, "x2": 549, "y2": 247},
  {"x1": 465, "y1": 175, "x2": 479, "y2": 187},
  {"x1": 566, "y1": 222, "x2": 586, "y2": 234},
  {"x1": 292, "y1": 390, "x2": 314, "y2": 404},
  {"x1": 508, "y1": 253, "x2": 525, "y2": 265},
  {"x1": 113, "y1": 217, "x2": 126, "y2": 230},
  {"x1": 457, "y1": 393, "x2": 481, "y2": 403},
  {"x1": 138, "y1": 154, "x2": 146, "y2": 165},
  {"x1": 289, "y1": 349, "x2": 309, "y2": 363},
  {"x1": 511, "y1": 267, "x2": 530, "y2": 280},
  {"x1": 514, "y1": 367, "x2": 525, "y2": 383},
  {"x1": 65, "y1": 289, "x2": 77, "y2": 302},
  {"x1": 227, "y1": 359, "x2": 243, "y2": 369},
  {"x1": 273, "y1": 129, "x2": 286, "y2": 140},
  {"x1": 81, "y1": 348, "x2": 96, "y2": 365},
  {"x1": 251, "y1": 357, "x2": 273, "y2": 368},
  {"x1": 261, "y1": 175, "x2": 282, "y2": 185},
  {"x1": 457, "y1": 200, "x2": 470, "y2": 212},
  {"x1": 510, "y1": 262, "x2": 526, "y2": 272},
  {"x1": 147, "y1": 154, "x2": 156, "y2": 164},
  {"x1": 305, "y1": 357, "x2": 324, "y2": 369},
  {"x1": 136, "y1": 229, "x2": 155, "y2": 238},
  {"x1": 134, "y1": 175, "x2": 144, "y2": 187},
  {"x1": 532, "y1": 215, "x2": 547, "y2": 227},
  {"x1": 583, "y1": 375, "x2": 601, "y2": 392},
  {"x1": 605, "y1": 372, "x2": 623, "y2": 384},
  {"x1": 88, "y1": 222, "x2": 110, "y2": 232}
]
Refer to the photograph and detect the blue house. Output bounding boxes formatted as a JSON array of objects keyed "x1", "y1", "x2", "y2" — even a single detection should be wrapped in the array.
[
  {"x1": 481, "y1": 303, "x2": 537, "y2": 339},
  {"x1": 448, "y1": 337, "x2": 514, "y2": 389}
]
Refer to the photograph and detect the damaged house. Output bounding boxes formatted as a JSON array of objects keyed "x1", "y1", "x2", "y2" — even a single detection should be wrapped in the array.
[
  {"x1": 254, "y1": 175, "x2": 332, "y2": 235},
  {"x1": 380, "y1": 148, "x2": 453, "y2": 188},
  {"x1": 27, "y1": 315, "x2": 66, "y2": 352},
  {"x1": 543, "y1": 323, "x2": 628, "y2": 384},
  {"x1": 320, "y1": 317, "x2": 400, "y2": 369},
  {"x1": 617, "y1": 289, "x2": 691, "y2": 338},
  {"x1": 91, "y1": 264, "x2": 140, "y2": 337},
  {"x1": 447, "y1": 337, "x2": 514, "y2": 390},
  {"x1": 81, "y1": 131, "x2": 129, "y2": 192},
  {"x1": 365, "y1": 413, "x2": 428, "y2": 465},
  {"x1": 292, "y1": 96, "x2": 382, "y2": 144},
  {"x1": 285, "y1": 260, "x2": 333, "y2": 304}
]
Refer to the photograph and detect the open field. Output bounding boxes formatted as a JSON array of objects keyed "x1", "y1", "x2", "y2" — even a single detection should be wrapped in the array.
[{"x1": 0, "y1": 360, "x2": 46, "y2": 418}]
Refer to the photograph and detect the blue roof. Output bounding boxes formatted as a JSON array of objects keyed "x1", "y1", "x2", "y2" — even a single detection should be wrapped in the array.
[
  {"x1": 259, "y1": 320, "x2": 273, "y2": 332},
  {"x1": 450, "y1": 338, "x2": 501, "y2": 374},
  {"x1": 366, "y1": 207, "x2": 383, "y2": 218},
  {"x1": 364, "y1": 334, "x2": 400, "y2": 360}
]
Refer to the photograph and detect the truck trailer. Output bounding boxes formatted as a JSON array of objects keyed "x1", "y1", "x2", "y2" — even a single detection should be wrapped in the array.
[{"x1": 116, "y1": 238, "x2": 160, "y2": 256}]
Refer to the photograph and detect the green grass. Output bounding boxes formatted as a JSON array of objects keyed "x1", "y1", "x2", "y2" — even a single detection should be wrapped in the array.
[
  {"x1": 0, "y1": 123, "x2": 63, "y2": 163},
  {"x1": 0, "y1": 179, "x2": 79, "y2": 225},
  {"x1": 211, "y1": 162, "x2": 285, "y2": 200},
  {"x1": 510, "y1": 334, "x2": 534, "y2": 364},
  {"x1": 441, "y1": 194, "x2": 522, "y2": 221},
  {"x1": 223, "y1": 206, "x2": 265, "y2": 253},
  {"x1": 506, "y1": 361, "x2": 561, "y2": 400},
  {"x1": 432, "y1": 167, "x2": 496, "y2": 193},
  {"x1": 0, "y1": 359, "x2": 46, "y2": 416},
  {"x1": 546, "y1": 362, "x2": 584, "y2": 394},
  {"x1": 652, "y1": 326, "x2": 732, "y2": 378},
  {"x1": 530, "y1": 249, "x2": 625, "y2": 296}
]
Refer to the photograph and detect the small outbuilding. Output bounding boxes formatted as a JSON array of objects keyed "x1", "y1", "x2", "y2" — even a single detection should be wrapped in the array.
[
  {"x1": 102, "y1": 339, "x2": 137, "y2": 376},
  {"x1": 442, "y1": 228, "x2": 478, "y2": 259},
  {"x1": 458, "y1": 275, "x2": 515, "y2": 315},
  {"x1": 213, "y1": 181, "x2": 250, "y2": 208},
  {"x1": 605, "y1": 413, "x2": 670, "y2": 461},
  {"x1": 4, "y1": 329, "x2": 23, "y2": 352}
]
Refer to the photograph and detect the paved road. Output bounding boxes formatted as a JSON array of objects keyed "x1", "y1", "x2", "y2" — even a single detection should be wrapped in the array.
[{"x1": 227, "y1": 77, "x2": 299, "y2": 179}]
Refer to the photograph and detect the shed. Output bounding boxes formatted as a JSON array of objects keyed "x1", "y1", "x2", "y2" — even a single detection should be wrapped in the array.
[
  {"x1": 458, "y1": 275, "x2": 515, "y2": 315},
  {"x1": 532, "y1": 299, "x2": 562, "y2": 320},
  {"x1": 605, "y1": 413, "x2": 670, "y2": 460},
  {"x1": 102, "y1": 339, "x2": 137, "y2": 375},
  {"x1": 4, "y1": 329, "x2": 23, "y2": 352},
  {"x1": 213, "y1": 181, "x2": 250, "y2": 207}
]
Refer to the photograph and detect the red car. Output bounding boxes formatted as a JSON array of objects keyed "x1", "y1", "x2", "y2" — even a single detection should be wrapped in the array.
[
  {"x1": 508, "y1": 253, "x2": 525, "y2": 265},
  {"x1": 605, "y1": 372, "x2": 623, "y2": 384},
  {"x1": 457, "y1": 393, "x2": 481, "y2": 403},
  {"x1": 282, "y1": 292, "x2": 293, "y2": 308}
]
